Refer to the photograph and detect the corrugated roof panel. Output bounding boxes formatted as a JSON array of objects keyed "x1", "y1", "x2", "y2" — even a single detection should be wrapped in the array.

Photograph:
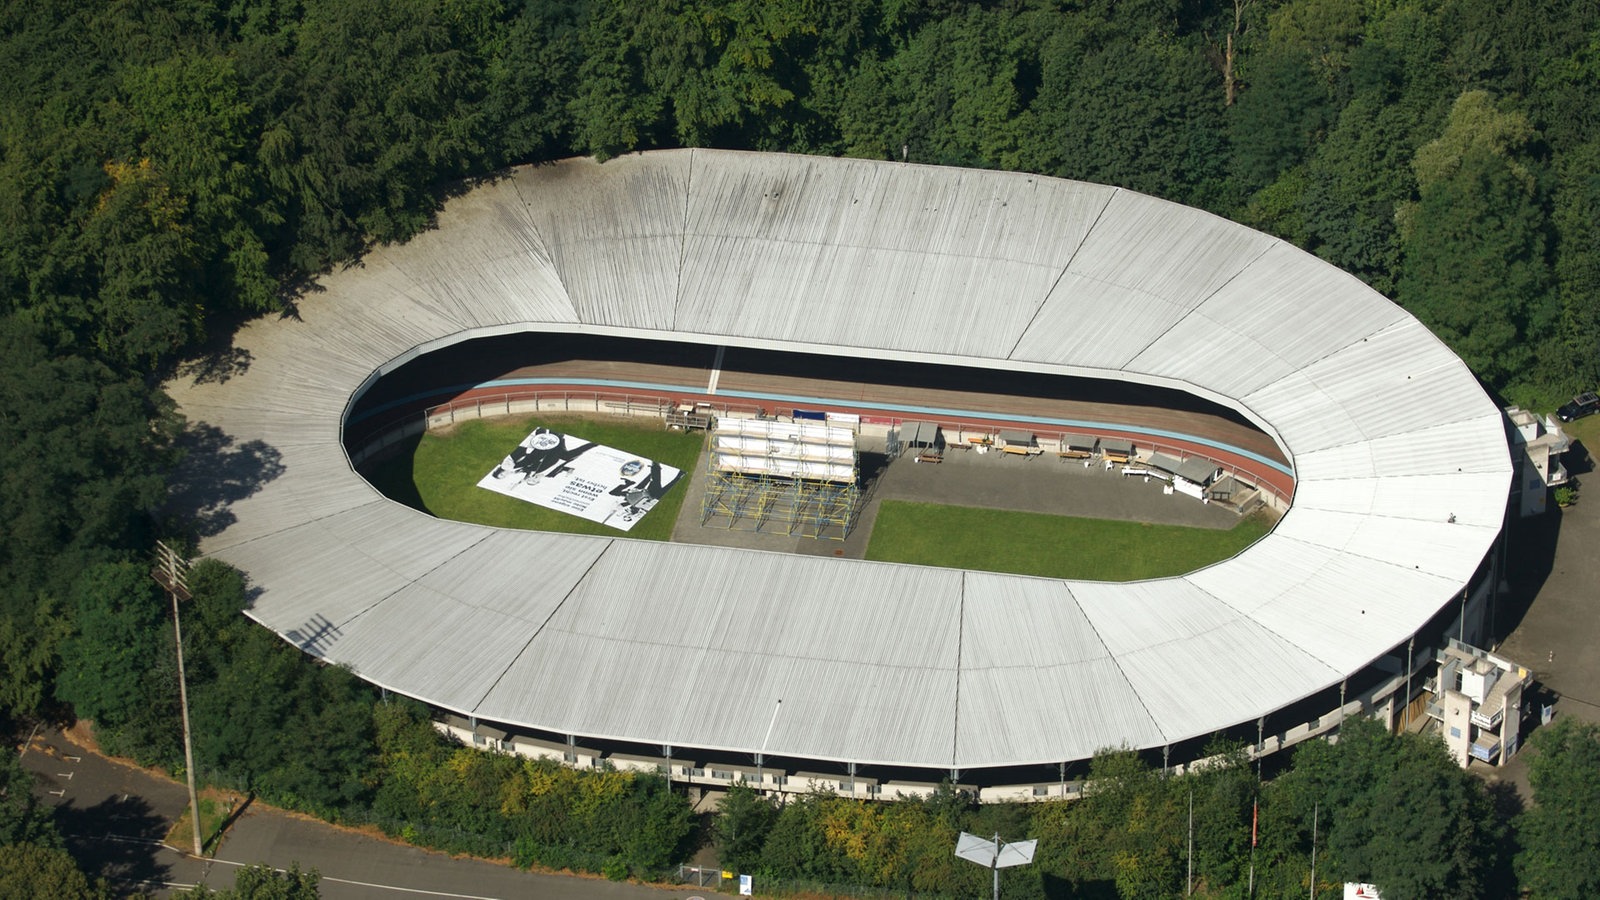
[
  {"x1": 1187, "y1": 537, "x2": 1457, "y2": 671},
  {"x1": 957, "y1": 659, "x2": 1164, "y2": 764},
  {"x1": 1113, "y1": 619, "x2": 1337, "y2": 743},
  {"x1": 1125, "y1": 311, "x2": 1293, "y2": 398},
  {"x1": 1070, "y1": 579, "x2": 1250, "y2": 657},
  {"x1": 334, "y1": 243, "x2": 478, "y2": 333},
  {"x1": 959, "y1": 574, "x2": 1114, "y2": 671},
  {"x1": 1245, "y1": 370, "x2": 1364, "y2": 457},
  {"x1": 1011, "y1": 272, "x2": 1196, "y2": 369},
  {"x1": 675, "y1": 153, "x2": 1109, "y2": 358},
  {"x1": 546, "y1": 544, "x2": 963, "y2": 668},
  {"x1": 1236, "y1": 547, "x2": 1460, "y2": 672},
  {"x1": 322, "y1": 583, "x2": 520, "y2": 706},
  {"x1": 683, "y1": 152, "x2": 1110, "y2": 262},
  {"x1": 679, "y1": 238, "x2": 1052, "y2": 358},
  {"x1": 515, "y1": 153, "x2": 689, "y2": 330},
  {"x1": 1296, "y1": 321, "x2": 1490, "y2": 439},
  {"x1": 1292, "y1": 472, "x2": 1510, "y2": 527},
  {"x1": 383, "y1": 179, "x2": 576, "y2": 328},
  {"x1": 1183, "y1": 536, "x2": 1334, "y2": 616},
  {"x1": 957, "y1": 574, "x2": 1162, "y2": 764},
  {"x1": 1273, "y1": 508, "x2": 1498, "y2": 577},
  {"x1": 322, "y1": 531, "x2": 613, "y2": 718},
  {"x1": 222, "y1": 514, "x2": 416, "y2": 642},
  {"x1": 1070, "y1": 191, "x2": 1276, "y2": 306},
  {"x1": 1137, "y1": 242, "x2": 1408, "y2": 390},
  {"x1": 1243, "y1": 321, "x2": 1490, "y2": 458},
  {"x1": 1295, "y1": 416, "x2": 1512, "y2": 481}
]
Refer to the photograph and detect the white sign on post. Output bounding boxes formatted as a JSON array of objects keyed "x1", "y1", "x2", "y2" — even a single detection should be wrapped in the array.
[{"x1": 739, "y1": 873, "x2": 752, "y2": 896}]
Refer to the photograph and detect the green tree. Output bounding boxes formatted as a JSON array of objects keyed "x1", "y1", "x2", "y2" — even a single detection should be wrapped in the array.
[
  {"x1": 570, "y1": 0, "x2": 812, "y2": 157},
  {"x1": 1551, "y1": 138, "x2": 1600, "y2": 397},
  {"x1": 0, "y1": 599, "x2": 72, "y2": 724},
  {"x1": 0, "y1": 842, "x2": 110, "y2": 900},
  {"x1": 1515, "y1": 718, "x2": 1600, "y2": 898},
  {"x1": 714, "y1": 782, "x2": 778, "y2": 874},
  {"x1": 1273, "y1": 717, "x2": 1504, "y2": 900},
  {"x1": 1398, "y1": 143, "x2": 1553, "y2": 393},
  {"x1": 1298, "y1": 95, "x2": 1418, "y2": 295},
  {"x1": 478, "y1": 1, "x2": 583, "y2": 165},
  {"x1": 1022, "y1": 11, "x2": 1230, "y2": 210},
  {"x1": 1, "y1": 746, "x2": 59, "y2": 849},
  {"x1": 1229, "y1": 45, "x2": 1332, "y2": 191},
  {"x1": 78, "y1": 158, "x2": 203, "y2": 369},
  {"x1": 117, "y1": 50, "x2": 279, "y2": 315},
  {"x1": 253, "y1": 0, "x2": 490, "y2": 274},
  {"x1": 54, "y1": 562, "x2": 167, "y2": 731},
  {"x1": 0, "y1": 316, "x2": 179, "y2": 620}
]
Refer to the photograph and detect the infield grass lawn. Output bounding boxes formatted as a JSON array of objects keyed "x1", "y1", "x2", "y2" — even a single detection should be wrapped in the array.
[
  {"x1": 865, "y1": 500, "x2": 1274, "y2": 581},
  {"x1": 364, "y1": 415, "x2": 703, "y2": 541}
]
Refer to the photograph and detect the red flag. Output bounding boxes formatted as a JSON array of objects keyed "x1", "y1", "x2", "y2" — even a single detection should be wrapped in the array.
[{"x1": 1251, "y1": 800, "x2": 1259, "y2": 848}]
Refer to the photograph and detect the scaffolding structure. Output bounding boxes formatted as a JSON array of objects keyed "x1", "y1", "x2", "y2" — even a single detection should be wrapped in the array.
[{"x1": 700, "y1": 419, "x2": 860, "y2": 540}]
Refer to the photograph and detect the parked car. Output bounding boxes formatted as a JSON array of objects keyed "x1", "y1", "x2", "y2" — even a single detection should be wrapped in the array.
[{"x1": 1558, "y1": 392, "x2": 1600, "y2": 422}]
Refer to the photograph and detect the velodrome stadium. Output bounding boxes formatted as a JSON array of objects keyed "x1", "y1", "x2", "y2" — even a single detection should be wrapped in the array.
[{"x1": 168, "y1": 150, "x2": 1513, "y2": 800}]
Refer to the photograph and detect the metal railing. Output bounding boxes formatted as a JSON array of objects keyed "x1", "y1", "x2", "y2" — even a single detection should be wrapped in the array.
[
  {"x1": 348, "y1": 389, "x2": 1295, "y2": 511},
  {"x1": 882, "y1": 417, "x2": 1294, "y2": 511},
  {"x1": 347, "y1": 388, "x2": 764, "y2": 468}
]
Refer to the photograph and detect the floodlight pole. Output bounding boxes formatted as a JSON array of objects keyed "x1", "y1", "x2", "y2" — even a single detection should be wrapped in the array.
[
  {"x1": 154, "y1": 541, "x2": 204, "y2": 858},
  {"x1": 955, "y1": 831, "x2": 1034, "y2": 900},
  {"x1": 991, "y1": 832, "x2": 1002, "y2": 900}
]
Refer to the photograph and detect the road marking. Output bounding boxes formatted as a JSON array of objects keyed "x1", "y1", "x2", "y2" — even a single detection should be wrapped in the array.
[
  {"x1": 57, "y1": 771, "x2": 74, "y2": 780},
  {"x1": 207, "y1": 857, "x2": 506, "y2": 899},
  {"x1": 64, "y1": 755, "x2": 81, "y2": 762},
  {"x1": 48, "y1": 789, "x2": 65, "y2": 797},
  {"x1": 93, "y1": 834, "x2": 163, "y2": 847}
]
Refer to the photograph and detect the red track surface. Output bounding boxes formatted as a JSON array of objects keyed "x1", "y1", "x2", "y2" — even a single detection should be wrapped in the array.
[{"x1": 377, "y1": 351, "x2": 1298, "y2": 502}]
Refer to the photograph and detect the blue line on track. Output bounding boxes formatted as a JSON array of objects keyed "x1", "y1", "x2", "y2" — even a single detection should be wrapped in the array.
[{"x1": 352, "y1": 376, "x2": 1295, "y2": 476}]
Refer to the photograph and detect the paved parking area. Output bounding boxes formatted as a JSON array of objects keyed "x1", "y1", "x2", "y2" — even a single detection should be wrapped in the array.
[
  {"x1": 1475, "y1": 444, "x2": 1600, "y2": 801},
  {"x1": 671, "y1": 437, "x2": 1250, "y2": 559}
]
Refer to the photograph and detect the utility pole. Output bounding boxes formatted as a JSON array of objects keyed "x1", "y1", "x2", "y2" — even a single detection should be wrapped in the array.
[
  {"x1": 1187, "y1": 788, "x2": 1194, "y2": 896},
  {"x1": 152, "y1": 541, "x2": 203, "y2": 858},
  {"x1": 1309, "y1": 802, "x2": 1319, "y2": 900}
]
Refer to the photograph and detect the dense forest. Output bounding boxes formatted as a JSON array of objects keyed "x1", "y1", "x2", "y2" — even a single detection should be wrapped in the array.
[{"x1": 4, "y1": 0, "x2": 1600, "y2": 896}]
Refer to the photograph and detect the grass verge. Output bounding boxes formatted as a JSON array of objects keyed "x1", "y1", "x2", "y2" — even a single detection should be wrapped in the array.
[
  {"x1": 165, "y1": 791, "x2": 241, "y2": 856},
  {"x1": 363, "y1": 415, "x2": 704, "y2": 541},
  {"x1": 864, "y1": 500, "x2": 1274, "y2": 581}
]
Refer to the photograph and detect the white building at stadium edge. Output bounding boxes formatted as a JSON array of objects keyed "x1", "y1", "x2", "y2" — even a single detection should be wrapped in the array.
[{"x1": 167, "y1": 149, "x2": 1514, "y2": 802}]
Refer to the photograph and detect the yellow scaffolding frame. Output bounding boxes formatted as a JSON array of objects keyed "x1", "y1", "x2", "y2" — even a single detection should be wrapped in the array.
[{"x1": 699, "y1": 432, "x2": 859, "y2": 541}]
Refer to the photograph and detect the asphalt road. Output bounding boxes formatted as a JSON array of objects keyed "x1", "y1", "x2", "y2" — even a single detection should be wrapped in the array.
[{"x1": 19, "y1": 728, "x2": 716, "y2": 900}]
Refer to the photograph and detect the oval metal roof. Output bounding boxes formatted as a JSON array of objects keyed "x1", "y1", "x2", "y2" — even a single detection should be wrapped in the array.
[{"x1": 170, "y1": 150, "x2": 1510, "y2": 770}]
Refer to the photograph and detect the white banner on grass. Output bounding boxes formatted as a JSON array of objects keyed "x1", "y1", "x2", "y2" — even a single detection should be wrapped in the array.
[{"x1": 477, "y1": 427, "x2": 683, "y2": 532}]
